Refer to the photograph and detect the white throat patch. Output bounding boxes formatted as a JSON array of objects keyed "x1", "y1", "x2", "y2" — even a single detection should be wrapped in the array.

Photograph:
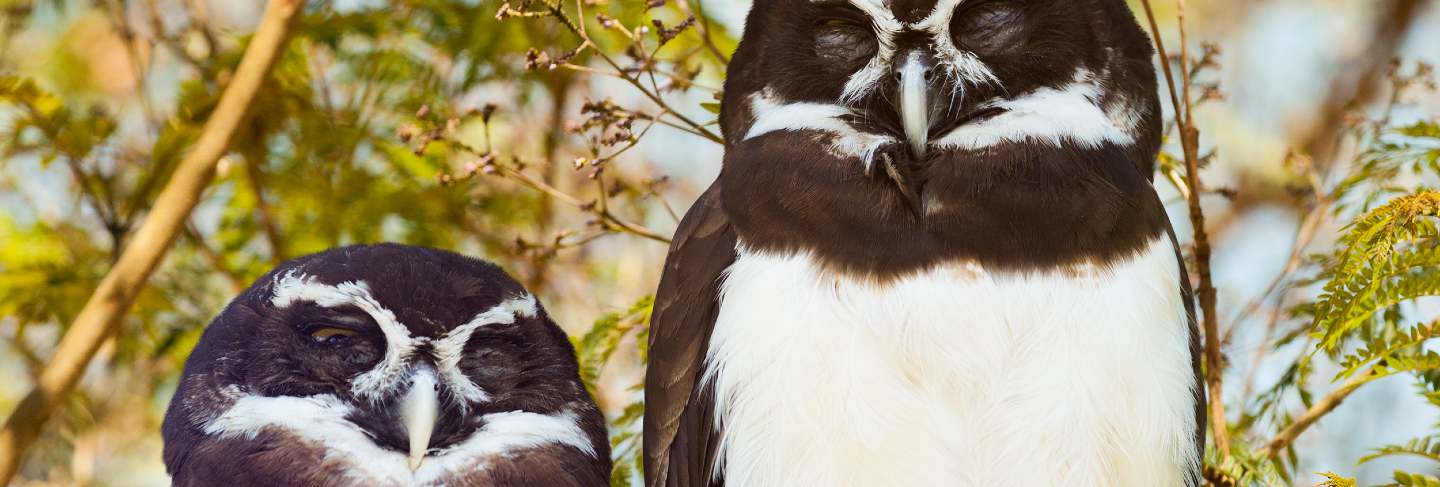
[
  {"x1": 269, "y1": 271, "x2": 538, "y2": 403},
  {"x1": 744, "y1": 91, "x2": 895, "y2": 171},
  {"x1": 202, "y1": 392, "x2": 595, "y2": 486},
  {"x1": 934, "y1": 70, "x2": 1137, "y2": 150}
]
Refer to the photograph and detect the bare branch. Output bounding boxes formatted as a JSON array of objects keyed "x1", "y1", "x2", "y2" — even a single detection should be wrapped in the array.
[
  {"x1": 1259, "y1": 367, "x2": 1374, "y2": 458},
  {"x1": 1139, "y1": 0, "x2": 1231, "y2": 456},
  {"x1": 242, "y1": 145, "x2": 289, "y2": 262},
  {"x1": 674, "y1": 0, "x2": 729, "y2": 64}
]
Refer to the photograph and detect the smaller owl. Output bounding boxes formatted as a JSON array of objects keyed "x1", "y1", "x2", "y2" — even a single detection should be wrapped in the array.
[{"x1": 162, "y1": 244, "x2": 610, "y2": 486}]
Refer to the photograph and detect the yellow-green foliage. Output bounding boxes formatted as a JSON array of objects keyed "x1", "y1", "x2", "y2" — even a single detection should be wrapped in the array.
[{"x1": 1, "y1": 1, "x2": 1438, "y2": 486}]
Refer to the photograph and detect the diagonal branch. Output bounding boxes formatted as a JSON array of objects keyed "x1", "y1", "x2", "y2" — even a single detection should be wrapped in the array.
[
  {"x1": 1259, "y1": 367, "x2": 1373, "y2": 458},
  {"x1": 0, "y1": 0, "x2": 306, "y2": 482}
]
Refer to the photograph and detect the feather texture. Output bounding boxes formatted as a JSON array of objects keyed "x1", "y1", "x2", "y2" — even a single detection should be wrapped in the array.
[{"x1": 705, "y1": 237, "x2": 1200, "y2": 486}]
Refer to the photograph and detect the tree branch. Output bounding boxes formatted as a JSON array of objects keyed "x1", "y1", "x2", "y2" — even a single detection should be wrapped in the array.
[
  {"x1": 183, "y1": 222, "x2": 247, "y2": 294},
  {"x1": 242, "y1": 143, "x2": 288, "y2": 263},
  {"x1": 1259, "y1": 367, "x2": 1373, "y2": 458},
  {"x1": 1139, "y1": 0, "x2": 1231, "y2": 455},
  {"x1": 0, "y1": 0, "x2": 305, "y2": 481}
]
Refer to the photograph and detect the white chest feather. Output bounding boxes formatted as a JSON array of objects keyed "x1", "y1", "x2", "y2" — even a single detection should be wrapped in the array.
[{"x1": 704, "y1": 238, "x2": 1199, "y2": 487}]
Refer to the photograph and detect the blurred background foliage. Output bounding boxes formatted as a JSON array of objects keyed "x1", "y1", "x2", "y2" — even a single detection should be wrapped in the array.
[{"x1": 0, "y1": 0, "x2": 1438, "y2": 485}]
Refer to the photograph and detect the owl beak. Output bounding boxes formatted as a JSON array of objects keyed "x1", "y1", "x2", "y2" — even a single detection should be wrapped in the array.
[
  {"x1": 896, "y1": 52, "x2": 932, "y2": 158},
  {"x1": 400, "y1": 368, "x2": 439, "y2": 471}
]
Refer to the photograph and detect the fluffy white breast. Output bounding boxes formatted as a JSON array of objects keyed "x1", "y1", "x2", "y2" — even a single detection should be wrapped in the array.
[{"x1": 703, "y1": 237, "x2": 1198, "y2": 487}]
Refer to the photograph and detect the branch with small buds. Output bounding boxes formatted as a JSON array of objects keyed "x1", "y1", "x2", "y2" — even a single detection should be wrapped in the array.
[
  {"x1": 499, "y1": 0, "x2": 724, "y2": 144},
  {"x1": 402, "y1": 105, "x2": 673, "y2": 250}
]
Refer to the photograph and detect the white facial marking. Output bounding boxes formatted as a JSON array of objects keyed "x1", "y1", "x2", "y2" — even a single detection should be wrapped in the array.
[
  {"x1": 705, "y1": 237, "x2": 1199, "y2": 486},
  {"x1": 745, "y1": 91, "x2": 896, "y2": 171},
  {"x1": 432, "y1": 294, "x2": 539, "y2": 404},
  {"x1": 271, "y1": 271, "x2": 418, "y2": 401},
  {"x1": 271, "y1": 271, "x2": 538, "y2": 407},
  {"x1": 934, "y1": 70, "x2": 1135, "y2": 150},
  {"x1": 913, "y1": 0, "x2": 998, "y2": 99},
  {"x1": 838, "y1": 0, "x2": 903, "y2": 104},
  {"x1": 204, "y1": 392, "x2": 596, "y2": 485},
  {"x1": 829, "y1": 0, "x2": 997, "y2": 105}
]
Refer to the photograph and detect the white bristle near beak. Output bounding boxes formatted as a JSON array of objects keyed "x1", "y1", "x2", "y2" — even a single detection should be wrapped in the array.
[
  {"x1": 899, "y1": 53, "x2": 929, "y2": 158},
  {"x1": 401, "y1": 368, "x2": 439, "y2": 471}
]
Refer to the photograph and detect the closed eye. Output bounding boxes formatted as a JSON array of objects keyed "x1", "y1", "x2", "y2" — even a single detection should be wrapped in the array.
[
  {"x1": 952, "y1": 1, "x2": 1027, "y2": 56},
  {"x1": 304, "y1": 323, "x2": 363, "y2": 346},
  {"x1": 814, "y1": 14, "x2": 877, "y2": 67}
]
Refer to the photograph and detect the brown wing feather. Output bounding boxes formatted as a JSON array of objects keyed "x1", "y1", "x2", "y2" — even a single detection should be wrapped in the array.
[
  {"x1": 644, "y1": 183, "x2": 736, "y2": 487},
  {"x1": 1166, "y1": 224, "x2": 1207, "y2": 487}
]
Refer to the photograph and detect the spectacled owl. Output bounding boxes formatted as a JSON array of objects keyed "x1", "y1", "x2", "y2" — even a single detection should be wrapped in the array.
[
  {"x1": 162, "y1": 244, "x2": 611, "y2": 486},
  {"x1": 644, "y1": 1, "x2": 1205, "y2": 486}
]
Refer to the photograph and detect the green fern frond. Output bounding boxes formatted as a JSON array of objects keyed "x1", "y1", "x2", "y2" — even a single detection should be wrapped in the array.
[
  {"x1": 574, "y1": 295, "x2": 655, "y2": 394},
  {"x1": 1337, "y1": 321, "x2": 1440, "y2": 380},
  {"x1": 1359, "y1": 436, "x2": 1440, "y2": 465},
  {"x1": 1378, "y1": 351, "x2": 1440, "y2": 379},
  {"x1": 1315, "y1": 191, "x2": 1440, "y2": 351},
  {"x1": 1391, "y1": 470, "x2": 1440, "y2": 487},
  {"x1": 1207, "y1": 442, "x2": 1289, "y2": 487}
]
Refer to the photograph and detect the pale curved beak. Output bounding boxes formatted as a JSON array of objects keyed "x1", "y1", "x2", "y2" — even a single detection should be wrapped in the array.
[
  {"x1": 898, "y1": 52, "x2": 930, "y2": 158},
  {"x1": 400, "y1": 368, "x2": 439, "y2": 471}
]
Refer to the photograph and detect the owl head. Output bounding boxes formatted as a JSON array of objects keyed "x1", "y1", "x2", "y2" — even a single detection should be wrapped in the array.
[
  {"x1": 162, "y1": 244, "x2": 610, "y2": 486},
  {"x1": 717, "y1": 0, "x2": 1168, "y2": 273}
]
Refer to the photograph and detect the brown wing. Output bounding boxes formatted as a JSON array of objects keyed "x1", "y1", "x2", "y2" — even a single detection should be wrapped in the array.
[
  {"x1": 1166, "y1": 224, "x2": 1206, "y2": 487},
  {"x1": 644, "y1": 183, "x2": 736, "y2": 487}
]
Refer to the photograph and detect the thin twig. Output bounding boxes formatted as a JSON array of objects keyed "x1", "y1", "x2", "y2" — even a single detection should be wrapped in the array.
[
  {"x1": 0, "y1": 1, "x2": 305, "y2": 481},
  {"x1": 496, "y1": 164, "x2": 670, "y2": 244},
  {"x1": 1299, "y1": 0, "x2": 1423, "y2": 173},
  {"x1": 1139, "y1": 0, "x2": 1231, "y2": 456},
  {"x1": 1259, "y1": 367, "x2": 1374, "y2": 458},
  {"x1": 541, "y1": 0, "x2": 722, "y2": 144},
  {"x1": 104, "y1": 0, "x2": 161, "y2": 126},
  {"x1": 674, "y1": 0, "x2": 729, "y2": 64},
  {"x1": 242, "y1": 145, "x2": 288, "y2": 262},
  {"x1": 182, "y1": 222, "x2": 246, "y2": 293}
]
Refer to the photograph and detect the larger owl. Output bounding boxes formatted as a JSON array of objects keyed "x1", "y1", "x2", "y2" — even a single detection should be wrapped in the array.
[
  {"x1": 644, "y1": 1, "x2": 1204, "y2": 486},
  {"x1": 162, "y1": 244, "x2": 611, "y2": 486}
]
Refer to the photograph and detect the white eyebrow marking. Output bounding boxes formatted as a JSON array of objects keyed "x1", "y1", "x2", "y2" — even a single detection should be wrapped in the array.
[
  {"x1": 913, "y1": 0, "x2": 965, "y2": 29},
  {"x1": 826, "y1": 0, "x2": 998, "y2": 108},
  {"x1": 913, "y1": 0, "x2": 998, "y2": 102},
  {"x1": 270, "y1": 273, "x2": 549, "y2": 408},
  {"x1": 271, "y1": 271, "x2": 419, "y2": 401},
  {"x1": 431, "y1": 294, "x2": 540, "y2": 404},
  {"x1": 745, "y1": 91, "x2": 896, "y2": 172},
  {"x1": 837, "y1": 0, "x2": 903, "y2": 104}
]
